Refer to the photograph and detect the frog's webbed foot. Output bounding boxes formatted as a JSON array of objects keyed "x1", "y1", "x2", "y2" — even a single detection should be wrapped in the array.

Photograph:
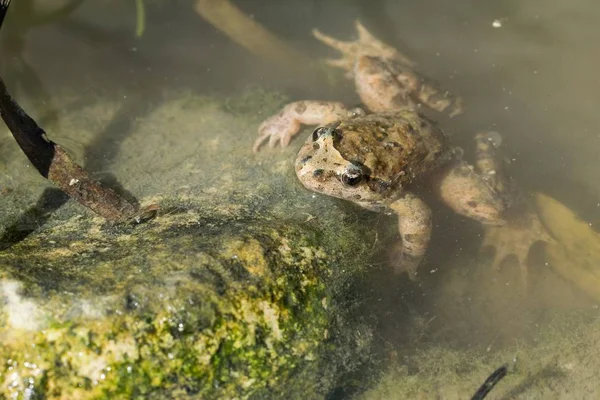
[
  {"x1": 254, "y1": 111, "x2": 300, "y2": 153},
  {"x1": 473, "y1": 132, "x2": 554, "y2": 289},
  {"x1": 254, "y1": 101, "x2": 363, "y2": 152},
  {"x1": 480, "y1": 197, "x2": 555, "y2": 289},
  {"x1": 312, "y1": 20, "x2": 416, "y2": 77}
]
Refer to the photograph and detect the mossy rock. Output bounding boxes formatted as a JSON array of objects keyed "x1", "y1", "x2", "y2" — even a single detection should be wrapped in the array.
[{"x1": 0, "y1": 88, "x2": 383, "y2": 399}]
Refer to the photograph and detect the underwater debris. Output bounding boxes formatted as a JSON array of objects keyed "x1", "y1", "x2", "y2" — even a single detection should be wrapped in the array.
[
  {"x1": 535, "y1": 192, "x2": 600, "y2": 301},
  {"x1": 135, "y1": 0, "x2": 146, "y2": 37},
  {"x1": 470, "y1": 364, "x2": 508, "y2": 400}
]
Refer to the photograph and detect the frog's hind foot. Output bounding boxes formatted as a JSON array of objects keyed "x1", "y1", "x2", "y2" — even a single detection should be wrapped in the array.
[
  {"x1": 473, "y1": 131, "x2": 550, "y2": 289},
  {"x1": 480, "y1": 198, "x2": 555, "y2": 291},
  {"x1": 476, "y1": 127, "x2": 556, "y2": 293},
  {"x1": 312, "y1": 20, "x2": 415, "y2": 75}
]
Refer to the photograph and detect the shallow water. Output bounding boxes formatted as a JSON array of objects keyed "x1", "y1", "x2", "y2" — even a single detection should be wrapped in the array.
[{"x1": 2, "y1": 0, "x2": 600, "y2": 398}]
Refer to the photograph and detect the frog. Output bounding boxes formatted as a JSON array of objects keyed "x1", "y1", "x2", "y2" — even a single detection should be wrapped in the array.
[{"x1": 253, "y1": 21, "x2": 537, "y2": 280}]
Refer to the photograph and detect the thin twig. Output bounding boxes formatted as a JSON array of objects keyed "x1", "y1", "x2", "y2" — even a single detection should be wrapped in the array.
[
  {"x1": 0, "y1": 0, "x2": 149, "y2": 222},
  {"x1": 0, "y1": 77, "x2": 139, "y2": 221}
]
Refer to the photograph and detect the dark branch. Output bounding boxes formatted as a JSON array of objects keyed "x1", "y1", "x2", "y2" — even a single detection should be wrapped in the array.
[
  {"x1": 0, "y1": 0, "x2": 155, "y2": 223},
  {"x1": 0, "y1": 77, "x2": 140, "y2": 221}
]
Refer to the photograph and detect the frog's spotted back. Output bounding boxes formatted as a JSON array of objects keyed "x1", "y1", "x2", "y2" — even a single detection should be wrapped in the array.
[{"x1": 333, "y1": 112, "x2": 451, "y2": 190}]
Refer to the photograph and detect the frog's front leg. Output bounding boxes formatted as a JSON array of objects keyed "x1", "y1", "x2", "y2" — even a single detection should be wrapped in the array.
[
  {"x1": 388, "y1": 193, "x2": 432, "y2": 280},
  {"x1": 254, "y1": 101, "x2": 364, "y2": 152}
]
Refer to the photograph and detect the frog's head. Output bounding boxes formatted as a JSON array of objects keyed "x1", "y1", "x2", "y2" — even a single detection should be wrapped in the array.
[{"x1": 294, "y1": 123, "x2": 387, "y2": 209}]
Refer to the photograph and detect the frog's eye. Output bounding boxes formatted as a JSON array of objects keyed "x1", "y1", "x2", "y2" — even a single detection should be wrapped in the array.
[
  {"x1": 312, "y1": 127, "x2": 327, "y2": 142},
  {"x1": 341, "y1": 169, "x2": 363, "y2": 187},
  {"x1": 312, "y1": 126, "x2": 342, "y2": 142}
]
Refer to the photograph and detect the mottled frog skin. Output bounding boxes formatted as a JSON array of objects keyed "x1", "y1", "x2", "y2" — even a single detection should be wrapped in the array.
[
  {"x1": 295, "y1": 111, "x2": 451, "y2": 212},
  {"x1": 254, "y1": 22, "x2": 511, "y2": 279}
]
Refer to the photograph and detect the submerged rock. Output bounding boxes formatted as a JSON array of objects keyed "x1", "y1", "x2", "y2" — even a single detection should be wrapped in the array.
[{"x1": 0, "y1": 89, "x2": 381, "y2": 399}]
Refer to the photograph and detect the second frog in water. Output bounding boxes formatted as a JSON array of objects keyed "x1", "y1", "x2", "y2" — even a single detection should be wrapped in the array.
[{"x1": 254, "y1": 22, "x2": 518, "y2": 279}]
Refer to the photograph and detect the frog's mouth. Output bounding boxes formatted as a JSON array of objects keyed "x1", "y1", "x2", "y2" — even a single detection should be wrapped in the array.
[{"x1": 294, "y1": 148, "x2": 340, "y2": 191}]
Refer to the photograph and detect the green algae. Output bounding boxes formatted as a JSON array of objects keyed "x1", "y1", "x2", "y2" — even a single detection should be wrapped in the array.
[
  {"x1": 0, "y1": 87, "x2": 384, "y2": 399},
  {"x1": 0, "y1": 205, "x2": 372, "y2": 399}
]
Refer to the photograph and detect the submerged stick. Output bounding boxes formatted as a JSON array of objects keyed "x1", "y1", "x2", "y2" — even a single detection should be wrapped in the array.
[
  {"x1": 470, "y1": 364, "x2": 508, "y2": 400},
  {"x1": 0, "y1": 0, "x2": 142, "y2": 222},
  {"x1": 0, "y1": 78, "x2": 139, "y2": 221},
  {"x1": 0, "y1": 0, "x2": 7, "y2": 27},
  {"x1": 135, "y1": 0, "x2": 146, "y2": 37},
  {"x1": 195, "y1": 0, "x2": 310, "y2": 70}
]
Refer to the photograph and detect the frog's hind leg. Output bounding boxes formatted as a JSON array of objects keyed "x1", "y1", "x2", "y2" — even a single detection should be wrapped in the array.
[
  {"x1": 436, "y1": 159, "x2": 506, "y2": 227},
  {"x1": 312, "y1": 20, "x2": 416, "y2": 76},
  {"x1": 474, "y1": 132, "x2": 553, "y2": 291},
  {"x1": 388, "y1": 193, "x2": 432, "y2": 280},
  {"x1": 254, "y1": 101, "x2": 363, "y2": 152},
  {"x1": 473, "y1": 131, "x2": 513, "y2": 200},
  {"x1": 416, "y1": 81, "x2": 464, "y2": 118}
]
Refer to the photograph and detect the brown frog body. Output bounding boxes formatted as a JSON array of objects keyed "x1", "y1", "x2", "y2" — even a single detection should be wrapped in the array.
[
  {"x1": 254, "y1": 22, "x2": 511, "y2": 278},
  {"x1": 295, "y1": 111, "x2": 451, "y2": 213}
]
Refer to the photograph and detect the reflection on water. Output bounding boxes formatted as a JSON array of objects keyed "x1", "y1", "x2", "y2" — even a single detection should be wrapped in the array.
[{"x1": 2, "y1": 0, "x2": 600, "y2": 398}]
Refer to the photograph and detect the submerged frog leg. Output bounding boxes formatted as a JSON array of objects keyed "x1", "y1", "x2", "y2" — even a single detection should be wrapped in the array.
[
  {"x1": 436, "y1": 160, "x2": 506, "y2": 226},
  {"x1": 416, "y1": 81, "x2": 464, "y2": 117},
  {"x1": 312, "y1": 20, "x2": 415, "y2": 75},
  {"x1": 481, "y1": 199, "x2": 554, "y2": 290},
  {"x1": 473, "y1": 132, "x2": 554, "y2": 290},
  {"x1": 388, "y1": 193, "x2": 432, "y2": 280},
  {"x1": 313, "y1": 21, "x2": 463, "y2": 117},
  {"x1": 254, "y1": 101, "x2": 363, "y2": 152},
  {"x1": 473, "y1": 131, "x2": 512, "y2": 200},
  {"x1": 352, "y1": 55, "x2": 417, "y2": 112}
]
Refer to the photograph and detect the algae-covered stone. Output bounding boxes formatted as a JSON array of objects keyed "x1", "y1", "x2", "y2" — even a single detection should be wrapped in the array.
[{"x1": 0, "y1": 88, "x2": 383, "y2": 399}]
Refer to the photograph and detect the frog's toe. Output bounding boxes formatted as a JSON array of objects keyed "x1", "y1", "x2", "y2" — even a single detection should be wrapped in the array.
[
  {"x1": 389, "y1": 253, "x2": 420, "y2": 281},
  {"x1": 268, "y1": 130, "x2": 283, "y2": 149},
  {"x1": 388, "y1": 243, "x2": 422, "y2": 281},
  {"x1": 254, "y1": 116, "x2": 300, "y2": 152},
  {"x1": 324, "y1": 57, "x2": 354, "y2": 73},
  {"x1": 480, "y1": 204, "x2": 554, "y2": 290},
  {"x1": 253, "y1": 130, "x2": 271, "y2": 153},
  {"x1": 313, "y1": 28, "x2": 355, "y2": 55},
  {"x1": 353, "y1": 20, "x2": 416, "y2": 67}
]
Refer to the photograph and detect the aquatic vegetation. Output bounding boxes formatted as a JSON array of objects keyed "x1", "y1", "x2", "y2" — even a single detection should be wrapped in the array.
[
  {"x1": 0, "y1": 91, "x2": 378, "y2": 399},
  {"x1": 535, "y1": 192, "x2": 600, "y2": 301}
]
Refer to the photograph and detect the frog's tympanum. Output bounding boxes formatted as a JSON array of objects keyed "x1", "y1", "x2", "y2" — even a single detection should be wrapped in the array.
[{"x1": 254, "y1": 22, "x2": 526, "y2": 279}]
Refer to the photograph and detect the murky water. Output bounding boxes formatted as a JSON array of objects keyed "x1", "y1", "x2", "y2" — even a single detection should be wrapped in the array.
[{"x1": 2, "y1": 0, "x2": 600, "y2": 398}]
